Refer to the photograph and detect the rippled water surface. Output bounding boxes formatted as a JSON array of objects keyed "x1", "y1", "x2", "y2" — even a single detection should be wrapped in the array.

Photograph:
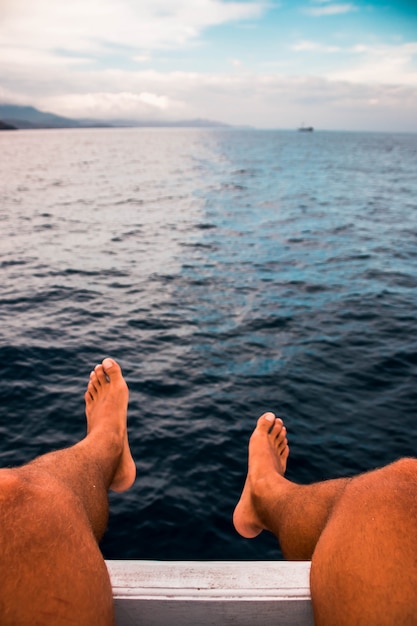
[{"x1": 1, "y1": 128, "x2": 417, "y2": 559}]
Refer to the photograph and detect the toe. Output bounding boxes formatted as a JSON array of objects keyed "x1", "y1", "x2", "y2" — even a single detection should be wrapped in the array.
[
  {"x1": 102, "y1": 358, "x2": 122, "y2": 379},
  {"x1": 281, "y1": 445, "x2": 290, "y2": 463},
  {"x1": 256, "y1": 412, "x2": 276, "y2": 432},
  {"x1": 87, "y1": 378, "x2": 97, "y2": 398},
  {"x1": 94, "y1": 364, "x2": 107, "y2": 386},
  {"x1": 270, "y1": 418, "x2": 284, "y2": 438},
  {"x1": 278, "y1": 436, "x2": 288, "y2": 454},
  {"x1": 275, "y1": 424, "x2": 287, "y2": 444},
  {"x1": 88, "y1": 374, "x2": 98, "y2": 393}
]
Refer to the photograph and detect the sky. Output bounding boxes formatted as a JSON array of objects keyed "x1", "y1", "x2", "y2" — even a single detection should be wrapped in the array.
[{"x1": 1, "y1": 0, "x2": 417, "y2": 131}]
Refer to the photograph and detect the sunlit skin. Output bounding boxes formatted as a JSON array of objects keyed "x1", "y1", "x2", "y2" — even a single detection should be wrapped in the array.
[
  {"x1": 0, "y1": 358, "x2": 135, "y2": 626},
  {"x1": 234, "y1": 412, "x2": 417, "y2": 626}
]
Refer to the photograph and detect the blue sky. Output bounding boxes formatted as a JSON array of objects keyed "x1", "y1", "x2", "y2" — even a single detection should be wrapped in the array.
[{"x1": 1, "y1": 0, "x2": 416, "y2": 130}]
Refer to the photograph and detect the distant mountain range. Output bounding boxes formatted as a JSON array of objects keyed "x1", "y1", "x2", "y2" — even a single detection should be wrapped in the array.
[{"x1": 0, "y1": 103, "x2": 230, "y2": 130}]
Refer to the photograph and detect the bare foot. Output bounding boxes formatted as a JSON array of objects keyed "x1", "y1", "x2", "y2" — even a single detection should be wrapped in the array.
[
  {"x1": 85, "y1": 358, "x2": 136, "y2": 492},
  {"x1": 233, "y1": 412, "x2": 289, "y2": 538}
]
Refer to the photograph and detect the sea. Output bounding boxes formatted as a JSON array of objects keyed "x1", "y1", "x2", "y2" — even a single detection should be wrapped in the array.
[{"x1": 1, "y1": 127, "x2": 417, "y2": 561}]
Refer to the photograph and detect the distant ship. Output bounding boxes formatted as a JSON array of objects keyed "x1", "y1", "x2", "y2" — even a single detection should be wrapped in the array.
[{"x1": 298, "y1": 123, "x2": 314, "y2": 132}]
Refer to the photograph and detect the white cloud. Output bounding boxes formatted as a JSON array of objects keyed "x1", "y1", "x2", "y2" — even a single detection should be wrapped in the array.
[
  {"x1": 2, "y1": 25, "x2": 417, "y2": 131},
  {"x1": 1, "y1": 0, "x2": 416, "y2": 131},
  {"x1": 288, "y1": 39, "x2": 417, "y2": 87},
  {"x1": 328, "y1": 42, "x2": 417, "y2": 86},
  {"x1": 134, "y1": 55, "x2": 152, "y2": 64},
  {"x1": 1, "y1": 46, "x2": 92, "y2": 69},
  {"x1": 27, "y1": 70, "x2": 416, "y2": 132},
  {"x1": 44, "y1": 91, "x2": 185, "y2": 120},
  {"x1": 292, "y1": 40, "x2": 341, "y2": 53},
  {"x1": 0, "y1": 0, "x2": 265, "y2": 56},
  {"x1": 136, "y1": 91, "x2": 177, "y2": 110},
  {"x1": 305, "y1": 3, "x2": 357, "y2": 16}
]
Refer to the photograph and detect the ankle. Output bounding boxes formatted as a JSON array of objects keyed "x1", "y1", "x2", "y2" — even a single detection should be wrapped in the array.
[{"x1": 87, "y1": 429, "x2": 124, "y2": 463}]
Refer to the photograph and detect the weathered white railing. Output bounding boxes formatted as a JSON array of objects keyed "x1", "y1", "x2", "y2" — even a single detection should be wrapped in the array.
[{"x1": 106, "y1": 560, "x2": 313, "y2": 626}]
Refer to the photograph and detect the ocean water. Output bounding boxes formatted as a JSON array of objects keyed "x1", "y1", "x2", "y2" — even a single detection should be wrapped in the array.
[{"x1": 1, "y1": 127, "x2": 417, "y2": 560}]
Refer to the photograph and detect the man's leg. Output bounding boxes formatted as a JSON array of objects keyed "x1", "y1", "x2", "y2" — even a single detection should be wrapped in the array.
[
  {"x1": 234, "y1": 413, "x2": 417, "y2": 625},
  {"x1": 0, "y1": 358, "x2": 136, "y2": 626},
  {"x1": 310, "y1": 457, "x2": 417, "y2": 626},
  {"x1": 233, "y1": 412, "x2": 350, "y2": 560}
]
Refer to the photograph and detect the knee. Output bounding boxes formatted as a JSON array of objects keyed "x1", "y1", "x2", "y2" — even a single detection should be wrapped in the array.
[
  {"x1": 0, "y1": 469, "x2": 60, "y2": 516},
  {"x1": 0, "y1": 467, "x2": 83, "y2": 521},
  {"x1": 0, "y1": 469, "x2": 27, "y2": 499},
  {"x1": 0, "y1": 466, "x2": 55, "y2": 497},
  {"x1": 391, "y1": 457, "x2": 417, "y2": 471},
  {"x1": 384, "y1": 457, "x2": 417, "y2": 481}
]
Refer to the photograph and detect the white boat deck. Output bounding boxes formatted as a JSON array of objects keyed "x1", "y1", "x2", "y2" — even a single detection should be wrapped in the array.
[{"x1": 106, "y1": 560, "x2": 313, "y2": 625}]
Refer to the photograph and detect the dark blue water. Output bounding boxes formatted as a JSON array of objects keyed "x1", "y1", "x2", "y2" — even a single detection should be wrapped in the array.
[{"x1": 1, "y1": 128, "x2": 417, "y2": 560}]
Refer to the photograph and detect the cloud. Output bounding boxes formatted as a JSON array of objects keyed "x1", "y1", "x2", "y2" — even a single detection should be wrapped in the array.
[
  {"x1": 288, "y1": 39, "x2": 417, "y2": 87},
  {"x1": 134, "y1": 55, "x2": 152, "y2": 64},
  {"x1": 26, "y1": 70, "x2": 416, "y2": 131},
  {"x1": 2, "y1": 23, "x2": 417, "y2": 131},
  {"x1": 1, "y1": 0, "x2": 416, "y2": 131},
  {"x1": 0, "y1": 0, "x2": 265, "y2": 57},
  {"x1": 1, "y1": 45, "x2": 92, "y2": 69},
  {"x1": 304, "y1": 3, "x2": 358, "y2": 16},
  {"x1": 328, "y1": 42, "x2": 417, "y2": 86},
  {"x1": 44, "y1": 91, "x2": 185, "y2": 120},
  {"x1": 292, "y1": 40, "x2": 341, "y2": 53}
]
